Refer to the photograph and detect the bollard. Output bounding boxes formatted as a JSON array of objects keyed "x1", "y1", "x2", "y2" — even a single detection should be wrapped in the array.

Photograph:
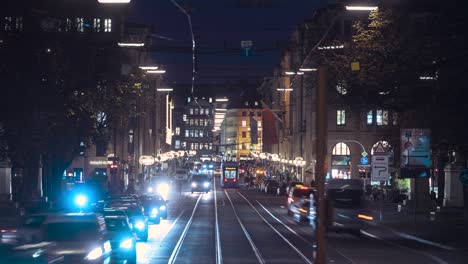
[
  {"x1": 436, "y1": 206, "x2": 441, "y2": 213},
  {"x1": 397, "y1": 204, "x2": 402, "y2": 212}
]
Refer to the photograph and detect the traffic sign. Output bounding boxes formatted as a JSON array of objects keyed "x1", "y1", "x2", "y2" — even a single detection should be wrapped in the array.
[
  {"x1": 373, "y1": 142, "x2": 386, "y2": 154},
  {"x1": 371, "y1": 155, "x2": 389, "y2": 181},
  {"x1": 361, "y1": 151, "x2": 368, "y2": 157},
  {"x1": 241, "y1": 40, "x2": 253, "y2": 57},
  {"x1": 401, "y1": 129, "x2": 431, "y2": 168},
  {"x1": 360, "y1": 156, "x2": 369, "y2": 165},
  {"x1": 460, "y1": 169, "x2": 468, "y2": 185}
]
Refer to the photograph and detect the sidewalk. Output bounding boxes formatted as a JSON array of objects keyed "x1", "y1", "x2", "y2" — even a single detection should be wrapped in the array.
[{"x1": 365, "y1": 201, "x2": 468, "y2": 250}]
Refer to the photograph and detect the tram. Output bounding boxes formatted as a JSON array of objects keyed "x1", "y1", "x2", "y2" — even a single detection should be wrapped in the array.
[{"x1": 220, "y1": 162, "x2": 239, "y2": 188}]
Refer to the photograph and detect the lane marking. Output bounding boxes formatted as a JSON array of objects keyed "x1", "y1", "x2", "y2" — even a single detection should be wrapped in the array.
[
  {"x1": 360, "y1": 230, "x2": 449, "y2": 264},
  {"x1": 237, "y1": 192, "x2": 313, "y2": 264},
  {"x1": 225, "y1": 190, "x2": 265, "y2": 264},
  {"x1": 214, "y1": 177, "x2": 223, "y2": 264},
  {"x1": 160, "y1": 209, "x2": 185, "y2": 243},
  {"x1": 168, "y1": 194, "x2": 202, "y2": 264},
  {"x1": 256, "y1": 200, "x2": 357, "y2": 264}
]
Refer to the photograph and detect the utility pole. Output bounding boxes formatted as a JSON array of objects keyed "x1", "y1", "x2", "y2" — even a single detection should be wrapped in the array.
[{"x1": 315, "y1": 65, "x2": 328, "y2": 264}]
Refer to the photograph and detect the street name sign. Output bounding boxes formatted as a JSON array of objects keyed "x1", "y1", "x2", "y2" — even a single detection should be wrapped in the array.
[{"x1": 371, "y1": 155, "x2": 389, "y2": 181}]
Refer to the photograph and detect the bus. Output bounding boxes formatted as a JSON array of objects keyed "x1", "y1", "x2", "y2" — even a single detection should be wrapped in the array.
[{"x1": 220, "y1": 162, "x2": 239, "y2": 188}]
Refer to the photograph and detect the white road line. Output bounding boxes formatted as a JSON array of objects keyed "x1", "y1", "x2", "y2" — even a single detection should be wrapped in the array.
[
  {"x1": 238, "y1": 192, "x2": 313, "y2": 264},
  {"x1": 256, "y1": 200, "x2": 357, "y2": 264},
  {"x1": 225, "y1": 190, "x2": 266, "y2": 264},
  {"x1": 160, "y1": 209, "x2": 186, "y2": 243},
  {"x1": 360, "y1": 230, "x2": 449, "y2": 264},
  {"x1": 168, "y1": 194, "x2": 202, "y2": 264},
  {"x1": 214, "y1": 178, "x2": 223, "y2": 264}
]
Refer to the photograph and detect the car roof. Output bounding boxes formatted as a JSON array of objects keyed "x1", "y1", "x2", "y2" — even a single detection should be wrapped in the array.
[{"x1": 43, "y1": 213, "x2": 103, "y2": 224}]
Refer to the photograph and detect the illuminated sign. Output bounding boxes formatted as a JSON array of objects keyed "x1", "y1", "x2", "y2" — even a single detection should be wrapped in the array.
[
  {"x1": 139, "y1": 155, "x2": 155, "y2": 166},
  {"x1": 225, "y1": 167, "x2": 237, "y2": 171}
]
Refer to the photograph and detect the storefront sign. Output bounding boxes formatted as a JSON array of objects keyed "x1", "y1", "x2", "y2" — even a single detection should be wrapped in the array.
[{"x1": 89, "y1": 160, "x2": 109, "y2": 166}]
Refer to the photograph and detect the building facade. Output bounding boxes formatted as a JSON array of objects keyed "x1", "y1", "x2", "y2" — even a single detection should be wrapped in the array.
[{"x1": 184, "y1": 97, "x2": 215, "y2": 157}]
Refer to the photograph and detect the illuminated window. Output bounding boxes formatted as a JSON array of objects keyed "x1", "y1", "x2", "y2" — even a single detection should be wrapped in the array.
[
  {"x1": 104, "y1": 18, "x2": 111, "y2": 32},
  {"x1": 194, "y1": 130, "x2": 199, "y2": 137},
  {"x1": 258, "y1": 121, "x2": 262, "y2": 127},
  {"x1": 194, "y1": 119, "x2": 199, "y2": 126},
  {"x1": 4, "y1": 17, "x2": 12, "y2": 31},
  {"x1": 332, "y1": 142, "x2": 350, "y2": 155},
  {"x1": 175, "y1": 127, "x2": 180, "y2": 136},
  {"x1": 93, "y1": 18, "x2": 101, "y2": 32},
  {"x1": 188, "y1": 97, "x2": 191, "y2": 103},
  {"x1": 175, "y1": 140, "x2": 180, "y2": 149},
  {"x1": 185, "y1": 130, "x2": 189, "y2": 137},
  {"x1": 190, "y1": 130, "x2": 194, "y2": 137},
  {"x1": 242, "y1": 131, "x2": 247, "y2": 138},
  {"x1": 337, "y1": 110, "x2": 346, "y2": 126},
  {"x1": 189, "y1": 119, "x2": 194, "y2": 125},
  {"x1": 255, "y1": 101, "x2": 258, "y2": 106},
  {"x1": 209, "y1": 143, "x2": 213, "y2": 150},
  {"x1": 393, "y1": 113, "x2": 398, "y2": 125},
  {"x1": 376, "y1": 110, "x2": 389, "y2": 126},
  {"x1": 242, "y1": 120, "x2": 247, "y2": 127},
  {"x1": 194, "y1": 143, "x2": 199, "y2": 150},
  {"x1": 336, "y1": 81, "x2": 348, "y2": 95},
  {"x1": 76, "y1": 18, "x2": 84, "y2": 32},
  {"x1": 190, "y1": 109, "x2": 194, "y2": 115},
  {"x1": 200, "y1": 119, "x2": 204, "y2": 126},
  {"x1": 367, "y1": 110, "x2": 373, "y2": 125},
  {"x1": 65, "y1": 18, "x2": 72, "y2": 32},
  {"x1": 194, "y1": 108, "x2": 199, "y2": 115},
  {"x1": 183, "y1": 114, "x2": 187, "y2": 121},
  {"x1": 200, "y1": 130, "x2": 204, "y2": 137},
  {"x1": 14, "y1": 17, "x2": 23, "y2": 31}
]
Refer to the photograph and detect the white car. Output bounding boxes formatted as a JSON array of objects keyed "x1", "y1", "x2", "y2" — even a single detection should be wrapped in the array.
[{"x1": 174, "y1": 169, "x2": 188, "y2": 181}]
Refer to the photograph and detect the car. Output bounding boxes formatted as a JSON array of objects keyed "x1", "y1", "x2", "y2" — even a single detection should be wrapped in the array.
[
  {"x1": 290, "y1": 198, "x2": 311, "y2": 223},
  {"x1": 174, "y1": 169, "x2": 188, "y2": 181},
  {"x1": 105, "y1": 203, "x2": 148, "y2": 242},
  {"x1": 101, "y1": 208, "x2": 128, "y2": 218},
  {"x1": 41, "y1": 213, "x2": 112, "y2": 263},
  {"x1": 264, "y1": 180, "x2": 280, "y2": 194},
  {"x1": 15, "y1": 213, "x2": 49, "y2": 243},
  {"x1": 287, "y1": 186, "x2": 313, "y2": 216},
  {"x1": 286, "y1": 181, "x2": 305, "y2": 195},
  {"x1": 326, "y1": 178, "x2": 372, "y2": 235},
  {"x1": 191, "y1": 174, "x2": 211, "y2": 193},
  {"x1": 104, "y1": 216, "x2": 137, "y2": 264},
  {"x1": 0, "y1": 242, "x2": 65, "y2": 263},
  {"x1": 140, "y1": 194, "x2": 168, "y2": 224}
]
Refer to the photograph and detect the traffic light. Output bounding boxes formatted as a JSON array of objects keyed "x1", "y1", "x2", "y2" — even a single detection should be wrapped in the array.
[
  {"x1": 109, "y1": 163, "x2": 118, "y2": 176},
  {"x1": 79, "y1": 141, "x2": 85, "y2": 156},
  {"x1": 358, "y1": 168, "x2": 366, "y2": 178},
  {"x1": 249, "y1": 145, "x2": 254, "y2": 151}
]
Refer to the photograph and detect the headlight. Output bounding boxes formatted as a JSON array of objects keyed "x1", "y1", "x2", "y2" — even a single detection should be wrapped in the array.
[
  {"x1": 151, "y1": 208, "x2": 158, "y2": 215},
  {"x1": 203, "y1": 182, "x2": 210, "y2": 188},
  {"x1": 148, "y1": 187, "x2": 154, "y2": 193},
  {"x1": 135, "y1": 221, "x2": 145, "y2": 230},
  {"x1": 191, "y1": 182, "x2": 197, "y2": 187},
  {"x1": 85, "y1": 247, "x2": 103, "y2": 260},
  {"x1": 75, "y1": 194, "x2": 87, "y2": 207},
  {"x1": 157, "y1": 183, "x2": 170, "y2": 195},
  {"x1": 120, "y1": 238, "x2": 134, "y2": 249},
  {"x1": 159, "y1": 205, "x2": 166, "y2": 211}
]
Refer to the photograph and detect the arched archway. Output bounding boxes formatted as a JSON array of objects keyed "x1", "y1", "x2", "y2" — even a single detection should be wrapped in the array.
[{"x1": 331, "y1": 142, "x2": 351, "y2": 179}]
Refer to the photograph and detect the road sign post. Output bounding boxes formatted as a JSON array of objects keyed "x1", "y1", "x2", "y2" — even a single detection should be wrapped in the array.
[
  {"x1": 241, "y1": 40, "x2": 253, "y2": 56},
  {"x1": 371, "y1": 156, "x2": 389, "y2": 181}
]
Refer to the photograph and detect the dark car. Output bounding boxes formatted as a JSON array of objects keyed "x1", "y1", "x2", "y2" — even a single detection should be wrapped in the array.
[
  {"x1": 104, "y1": 216, "x2": 137, "y2": 264},
  {"x1": 0, "y1": 242, "x2": 64, "y2": 263},
  {"x1": 287, "y1": 186, "x2": 313, "y2": 215},
  {"x1": 191, "y1": 174, "x2": 211, "y2": 193},
  {"x1": 41, "y1": 213, "x2": 112, "y2": 263},
  {"x1": 264, "y1": 180, "x2": 280, "y2": 194},
  {"x1": 326, "y1": 179, "x2": 373, "y2": 235},
  {"x1": 140, "y1": 194, "x2": 168, "y2": 224},
  {"x1": 105, "y1": 203, "x2": 148, "y2": 242}
]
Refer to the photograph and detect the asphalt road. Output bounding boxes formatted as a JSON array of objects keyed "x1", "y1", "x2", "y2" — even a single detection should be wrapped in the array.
[{"x1": 136, "y1": 177, "x2": 467, "y2": 264}]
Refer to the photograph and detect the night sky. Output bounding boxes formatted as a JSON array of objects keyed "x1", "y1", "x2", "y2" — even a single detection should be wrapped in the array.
[{"x1": 128, "y1": 0, "x2": 330, "y2": 95}]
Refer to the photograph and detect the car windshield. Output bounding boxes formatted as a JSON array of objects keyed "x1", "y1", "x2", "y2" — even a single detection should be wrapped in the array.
[
  {"x1": 45, "y1": 222, "x2": 99, "y2": 241},
  {"x1": 193, "y1": 175, "x2": 209, "y2": 181},
  {"x1": 105, "y1": 218, "x2": 131, "y2": 232}
]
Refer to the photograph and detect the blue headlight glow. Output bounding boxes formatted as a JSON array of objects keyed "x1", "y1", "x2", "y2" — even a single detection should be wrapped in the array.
[
  {"x1": 120, "y1": 238, "x2": 133, "y2": 249},
  {"x1": 159, "y1": 205, "x2": 166, "y2": 211},
  {"x1": 209, "y1": 165, "x2": 214, "y2": 168},
  {"x1": 151, "y1": 208, "x2": 158, "y2": 215},
  {"x1": 203, "y1": 182, "x2": 210, "y2": 188},
  {"x1": 191, "y1": 182, "x2": 197, "y2": 187},
  {"x1": 135, "y1": 221, "x2": 145, "y2": 230},
  {"x1": 75, "y1": 194, "x2": 87, "y2": 207}
]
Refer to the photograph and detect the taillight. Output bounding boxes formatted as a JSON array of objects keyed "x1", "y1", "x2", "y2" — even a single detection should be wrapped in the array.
[
  {"x1": 288, "y1": 197, "x2": 294, "y2": 203},
  {"x1": 224, "y1": 179, "x2": 227, "y2": 182}
]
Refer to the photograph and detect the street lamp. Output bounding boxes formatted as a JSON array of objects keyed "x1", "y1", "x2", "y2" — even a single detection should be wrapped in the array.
[
  {"x1": 345, "y1": 5, "x2": 378, "y2": 11},
  {"x1": 118, "y1": 42, "x2": 144, "y2": 47},
  {"x1": 139, "y1": 66, "x2": 159, "y2": 70},
  {"x1": 157, "y1": 88, "x2": 173, "y2": 92},
  {"x1": 277, "y1": 88, "x2": 293, "y2": 92},
  {"x1": 299, "y1": 68, "x2": 317, "y2": 72},
  {"x1": 147, "y1": 70, "x2": 166, "y2": 74},
  {"x1": 98, "y1": 0, "x2": 131, "y2": 3}
]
